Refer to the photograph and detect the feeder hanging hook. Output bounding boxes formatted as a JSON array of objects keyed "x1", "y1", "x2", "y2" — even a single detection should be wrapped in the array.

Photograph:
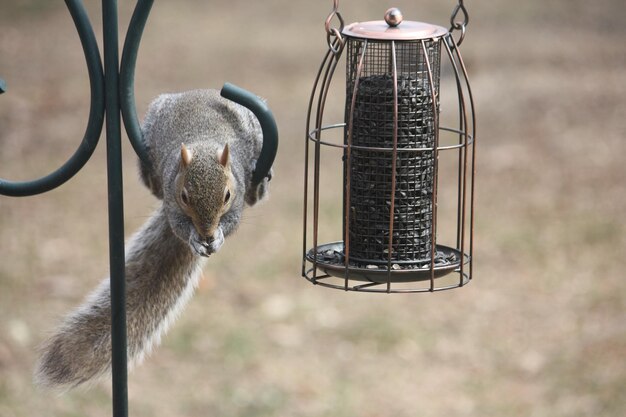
[
  {"x1": 325, "y1": 0, "x2": 345, "y2": 54},
  {"x1": 449, "y1": 0, "x2": 469, "y2": 46}
]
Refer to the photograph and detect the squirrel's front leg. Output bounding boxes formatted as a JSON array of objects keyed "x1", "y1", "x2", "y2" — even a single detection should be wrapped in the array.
[{"x1": 218, "y1": 207, "x2": 242, "y2": 239}]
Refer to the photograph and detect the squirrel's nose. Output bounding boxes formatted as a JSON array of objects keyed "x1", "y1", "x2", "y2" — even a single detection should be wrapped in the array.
[
  {"x1": 192, "y1": 221, "x2": 216, "y2": 242},
  {"x1": 201, "y1": 228, "x2": 219, "y2": 244}
]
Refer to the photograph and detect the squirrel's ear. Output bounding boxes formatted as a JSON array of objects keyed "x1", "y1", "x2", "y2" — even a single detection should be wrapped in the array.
[
  {"x1": 181, "y1": 143, "x2": 193, "y2": 167},
  {"x1": 218, "y1": 143, "x2": 230, "y2": 168}
]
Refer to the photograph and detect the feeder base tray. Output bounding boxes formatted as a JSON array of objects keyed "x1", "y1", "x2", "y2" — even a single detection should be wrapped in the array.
[{"x1": 306, "y1": 241, "x2": 465, "y2": 283}]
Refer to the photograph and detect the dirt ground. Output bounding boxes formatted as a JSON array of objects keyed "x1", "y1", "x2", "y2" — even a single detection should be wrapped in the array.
[{"x1": 1, "y1": 1, "x2": 625, "y2": 416}]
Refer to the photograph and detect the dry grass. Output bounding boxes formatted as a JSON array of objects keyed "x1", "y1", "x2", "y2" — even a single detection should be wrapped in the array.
[{"x1": 1, "y1": 1, "x2": 625, "y2": 416}]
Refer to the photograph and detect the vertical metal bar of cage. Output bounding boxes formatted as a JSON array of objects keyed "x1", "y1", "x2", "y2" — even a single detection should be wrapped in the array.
[
  {"x1": 452, "y1": 43, "x2": 476, "y2": 283},
  {"x1": 421, "y1": 39, "x2": 440, "y2": 291},
  {"x1": 312, "y1": 44, "x2": 342, "y2": 283},
  {"x1": 311, "y1": 87, "x2": 324, "y2": 281},
  {"x1": 442, "y1": 36, "x2": 469, "y2": 286},
  {"x1": 343, "y1": 39, "x2": 368, "y2": 289},
  {"x1": 451, "y1": 41, "x2": 465, "y2": 253},
  {"x1": 304, "y1": 48, "x2": 334, "y2": 278},
  {"x1": 386, "y1": 41, "x2": 399, "y2": 293},
  {"x1": 102, "y1": 1, "x2": 128, "y2": 416}
]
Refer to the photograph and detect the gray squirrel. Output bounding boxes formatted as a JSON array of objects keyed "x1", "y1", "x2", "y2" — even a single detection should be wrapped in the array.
[{"x1": 34, "y1": 89, "x2": 272, "y2": 389}]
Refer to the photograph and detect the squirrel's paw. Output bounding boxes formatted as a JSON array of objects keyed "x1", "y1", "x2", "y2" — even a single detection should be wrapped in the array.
[
  {"x1": 253, "y1": 159, "x2": 273, "y2": 182},
  {"x1": 189, "y1": 227, "x2": 224, "y2": 257},
  {"x1": 245, "y1": 160, "x2": 273, "y2": 206}
]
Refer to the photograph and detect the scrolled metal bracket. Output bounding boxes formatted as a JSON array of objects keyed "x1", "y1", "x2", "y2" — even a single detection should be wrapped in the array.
[
  {"x1": 0, "y1": 0, "x2": 105, "y2": 197},
  {"x1": 220, "y1": 82, "x2": 279, "y2": 186},
  {"x1": 120, "y1": 0, "x2": 154, "y2": 169}
]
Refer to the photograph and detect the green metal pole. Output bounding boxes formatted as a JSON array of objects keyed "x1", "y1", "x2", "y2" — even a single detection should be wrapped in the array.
[{"x1": 102, "y1": 1, "x2": 128, "y2": 416}]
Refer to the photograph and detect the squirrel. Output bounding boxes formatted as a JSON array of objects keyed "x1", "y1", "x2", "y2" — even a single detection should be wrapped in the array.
[{"x1": 34, "y1": 89, "x2": 272, "y2": 389}]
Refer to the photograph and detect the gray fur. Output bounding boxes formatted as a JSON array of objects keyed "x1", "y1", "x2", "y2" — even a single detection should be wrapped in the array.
[{"x1": 35, "y1": 89, "x2": 272, "y2": 389}]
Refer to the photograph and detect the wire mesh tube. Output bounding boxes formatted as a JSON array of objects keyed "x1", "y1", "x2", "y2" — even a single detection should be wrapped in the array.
[{"x1": 344, "y1": 39, "x2": 441, "y2": 268}]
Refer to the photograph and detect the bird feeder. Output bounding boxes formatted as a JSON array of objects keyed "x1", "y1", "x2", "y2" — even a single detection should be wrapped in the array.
[{"x1": 302, "y1": 2, "x2": 476, "y2": 292}]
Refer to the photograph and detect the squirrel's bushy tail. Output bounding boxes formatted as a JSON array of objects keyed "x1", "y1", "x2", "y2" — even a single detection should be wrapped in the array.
[{"x1": 35, "y1": 207, "x2": 203, "y2": 389}]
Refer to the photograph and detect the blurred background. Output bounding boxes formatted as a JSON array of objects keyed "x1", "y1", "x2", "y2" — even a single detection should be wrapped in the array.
[{"x1": 1, "y1": 0, "x2": 624, "y2": 416}]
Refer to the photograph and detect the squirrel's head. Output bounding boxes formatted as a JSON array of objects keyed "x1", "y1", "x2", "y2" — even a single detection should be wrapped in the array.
[{"x1": 174, "y1": 143, "x2": 235, "y2": 241}]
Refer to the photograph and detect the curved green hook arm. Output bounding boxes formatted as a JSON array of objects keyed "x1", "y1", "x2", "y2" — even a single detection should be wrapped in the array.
[
  {"x1": 221, "y1": 82, "x2": 279, "y2": 186},
  {"x1": 120, "y1": 0, "x2": 153, "y2": 169},
  {"x1": 119, "y1": 1, "x2": 278, "y2": 182},
  {"x1": 0, "y1": 0, "x2": 105, "y2": 197}
]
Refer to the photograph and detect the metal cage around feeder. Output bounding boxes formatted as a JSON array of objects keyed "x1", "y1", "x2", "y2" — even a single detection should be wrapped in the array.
[{"x1": 302, "y1": 4, "x2": 476, "y2": 293}]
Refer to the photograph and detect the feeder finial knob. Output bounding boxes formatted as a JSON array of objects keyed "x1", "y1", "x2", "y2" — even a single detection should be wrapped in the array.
[{"x1": 384, "y1": 7, "x2": 403, "y2": 27}]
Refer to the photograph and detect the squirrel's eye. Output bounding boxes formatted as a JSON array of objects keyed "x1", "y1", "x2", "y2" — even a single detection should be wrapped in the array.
[
  {"x1": 224, "y1": 189, "x2": 231, "y2": 204},
  {"x1": 181, "y1": 188, "x2": 190, "y2": 205}
]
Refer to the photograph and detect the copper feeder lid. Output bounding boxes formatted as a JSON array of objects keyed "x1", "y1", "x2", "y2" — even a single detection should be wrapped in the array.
[{"x1": 342, "y1": 7, "x2": 448, "y2": 41}]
